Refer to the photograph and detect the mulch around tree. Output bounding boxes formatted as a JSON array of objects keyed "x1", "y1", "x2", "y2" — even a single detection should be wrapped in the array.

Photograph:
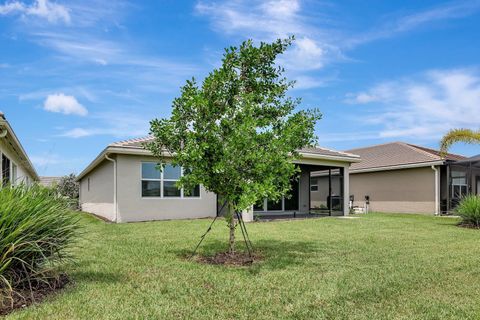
[
  {"x1": 195, "y1": 252, "x2": 262, "y2": 266},
  {"x1": 0, "y1": 274, "x2": 70, "y2": 316}
]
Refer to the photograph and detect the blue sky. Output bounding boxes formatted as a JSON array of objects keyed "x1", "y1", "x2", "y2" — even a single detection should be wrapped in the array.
[{"x1": 1, "y1": 0, "x2": 480, "y2": 176}]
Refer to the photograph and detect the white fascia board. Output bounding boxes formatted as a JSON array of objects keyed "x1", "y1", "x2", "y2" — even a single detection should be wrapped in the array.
[
  {"x1": 297, "y1": 152, "x2": 361, "y2": 163},
  {"x1": 77, "y1": 146, "x2": 360, "y2": 181},
  {"x1": 350, "y1": 161, "x2": 445, "y2": 174},
  {"x1": 0, "y1": 119, "x2": 39, "y2": 180},
  {"x1": 76, "y1": 147, "x2": 173, "y2": 181}
]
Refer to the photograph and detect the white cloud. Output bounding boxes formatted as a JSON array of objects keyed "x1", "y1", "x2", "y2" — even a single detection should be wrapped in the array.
[
  {"x1": 346, "y1": 1, "x2": 480, "y2": 47},
  {"x1": 59, "y1": 111, "x2": 150, "y2": 139},
  {"x1": 30, "y1": 153, "x2": 61, "y2": 167},
  {"x1": 43, "y1": 93, "x2": 88, "y2": 116},
  {"x1": 60, "y1": 128, "x2": 91, "y2": 138},
  {"x1": 0, "y1": 0, "x2": 71, "y2": 24},
  {"x1": 345, "y1": 68, "x2": 480, "y2": 140},
  {"x1": 197, "y1": 0, "x2": 480, "y2": 72},
  {"x1": 344, "y1": 83, "x2": 395, "y2": 104},
  {"x1": 196, "y1": 0, "x2": 335, "y2": 72}
]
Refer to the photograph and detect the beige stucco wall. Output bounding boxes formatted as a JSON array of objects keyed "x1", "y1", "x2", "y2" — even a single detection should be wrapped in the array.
[
  {"x1": 0, "y1": 138, "x2": 33, "y2": 185},
  {"x1": 79, "y1": 158, "x2": 115, "y2": 221},
  {"x1": 310, "y1": 175, "x2": 342, "y2": 208},
  {"x1": 115, "y1": 154, "x2": 217, "y2": 222},
  {"x1": 298, "y1": 169, "x2": 310, "y2": 213},
  {"x1": 350, "y1": 166, "x2": 436, "y2": 214}
]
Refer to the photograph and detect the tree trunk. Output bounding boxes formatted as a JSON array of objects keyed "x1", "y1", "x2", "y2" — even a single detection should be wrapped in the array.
[{"x1": 228, "y1": 205, "x2": 236, "y2": 254}]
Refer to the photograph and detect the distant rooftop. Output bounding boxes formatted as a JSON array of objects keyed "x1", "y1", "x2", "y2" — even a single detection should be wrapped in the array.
[
  {"x1": 39, "y1": 176, "x2": 62, "y2": 187},
  {"x1": 346, "y1": 142, "x2": 466, "y2": 172}
]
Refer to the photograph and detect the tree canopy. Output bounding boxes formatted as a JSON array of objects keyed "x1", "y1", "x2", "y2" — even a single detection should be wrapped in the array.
[
  {"x1": 146, "y1": 38, "x2": 321, "y2": 253},
  {"x1": 147, "y1": 37, "x2": 320, "y2": 211}
]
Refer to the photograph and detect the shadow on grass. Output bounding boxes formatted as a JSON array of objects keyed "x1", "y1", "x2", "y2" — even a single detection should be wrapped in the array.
[
  {"x1": 69, "y1": 270, "x2": 125, "y2": 284},
  {"x1": 175, "y1": 239, "x2": 324, "y2": 272}
]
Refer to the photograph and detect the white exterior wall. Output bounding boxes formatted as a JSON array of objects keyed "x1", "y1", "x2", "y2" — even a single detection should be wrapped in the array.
[
  {"x1": 116, "y1": 154, "x2": 217, "y2": 222},
  {"x1": 79, "y1": 159, "x2": 115, "y2": 221},
  {"x1": 0, "y1": 138, "x2": 33, "y2": 185}
]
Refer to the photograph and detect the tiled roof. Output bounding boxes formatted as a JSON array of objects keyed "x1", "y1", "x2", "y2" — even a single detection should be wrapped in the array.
[
  {"x1": 299, "y1": 146, "x2": 359, "y2": 159},
  {"x1": 39, "y1": 176, "x2": 62, "y2": 187},
  {"x1": 110, "y1": 136, "x2": 359, "y2": 160},
  {"x1": 110, "y1": 136, "x2": 153, "y2": 148},
  {"x1": 346, "y1": 142, "x2": 466, "y2": 172}
]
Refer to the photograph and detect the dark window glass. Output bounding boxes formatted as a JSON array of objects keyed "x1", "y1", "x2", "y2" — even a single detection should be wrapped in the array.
[
  {"x1": 184, "y1": 184, "x2": 200, "y2": 197},
  {"x1": 163, "y1": 181, "x2": 181, "y2": 197},
  {"x1": 2, "y1": 154, "x2": 10, "y2": 187},
  {"x1": 142, "y1": 181, "x2": 160, "y2": 197},
  {"x1": 285, "y1": 179, "x2": 299, "y2": 211},
  {"x1": 142, "y1": 162, "x2": 160, "y2": 179},
  {"x1": 267, "y1": 199, "x2": 282, "y2": 211},
  {"x1": 253, "y1": 201, "x2": 264, "y2": 211}
]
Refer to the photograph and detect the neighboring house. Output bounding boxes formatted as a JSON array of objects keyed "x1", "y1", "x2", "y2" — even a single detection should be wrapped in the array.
[
  {"x1": 77, "y1": 137, "x2": 360, "y2": 223},
  {"x1": 0, "y1": 112, "x2": 39, "y2": 186},
  {"x1": 345, "y1": 142, "x2": 470, "y2": 215},
  {"x1": 39, "y1": 176, "x2": 62, "y2": 187}
]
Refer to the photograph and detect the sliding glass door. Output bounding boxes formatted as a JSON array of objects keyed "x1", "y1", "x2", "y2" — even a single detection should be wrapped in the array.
[{"x1": 253, "y1": 179, "x2": 299, "y2": 212}]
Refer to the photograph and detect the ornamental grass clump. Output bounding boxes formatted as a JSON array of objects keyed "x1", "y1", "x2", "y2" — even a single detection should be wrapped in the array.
[
  {"x1": 456, "y1": 195, "x2": 480, "y2": 228},
  {"x1": 0, "y1": 185, "x2": 79, "y2": 308}
]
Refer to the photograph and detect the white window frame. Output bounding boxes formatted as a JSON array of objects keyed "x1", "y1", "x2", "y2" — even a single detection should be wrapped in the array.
[
  {"x1": 451, "y1": 170, "x2": 468, "y2": 198},
  {"x1": 11, "y1": 162, "x2": 17, "y2": 186},
  {"x1": 253, "y1": 181, "x2": 300, "y2": 212},
  {"x1": 141, "y1": 162, "x2": 201, "y2": 199},
  {"x1": 310, "y1": 177, "x2": 319, "y2": 192}
]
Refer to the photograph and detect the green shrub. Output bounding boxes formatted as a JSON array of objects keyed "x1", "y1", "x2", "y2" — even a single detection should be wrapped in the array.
[
  {"x1": 0, "y1": 185, "x2": 79, "y2": 306},
  {"x1": 456, "y1": 195, "x2": 480, "y2": 228},
  {"x1": 55, "y1": 174, "x2": 80, "y2": 210}
]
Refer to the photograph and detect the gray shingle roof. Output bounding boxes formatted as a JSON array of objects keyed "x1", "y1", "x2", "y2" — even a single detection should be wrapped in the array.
[
  {"x1": 110, "y1": 136, "x2": 359, "y2": 160},
  {"x1": 346, "y1": 142, "x2": 466, "y2": 172}
]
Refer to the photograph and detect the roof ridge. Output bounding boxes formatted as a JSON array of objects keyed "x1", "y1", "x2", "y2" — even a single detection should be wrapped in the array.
[
  {"x1": 402, "y1": 143, "x2": 440, "y2": 161},
  {"x1": 407, "y1": 143, "x2": 467, "y2": 160},
  {"x1": 346, "y1": 141, "x2": 405, "y2": 152}
]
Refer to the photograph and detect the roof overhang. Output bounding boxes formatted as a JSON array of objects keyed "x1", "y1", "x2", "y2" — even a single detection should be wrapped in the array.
[
  {"x1": 77, "y1": 146, "x2": 361, "y2": 181},
  {"x1": 350, "y1": 160, "x2": 445, "y2": 174},
  {"x1": 0, "y1": 118, "x2": 39, "y2": 181},
  {"x1": 298, "y1": 151, "x2": 361, "y2": 163}
]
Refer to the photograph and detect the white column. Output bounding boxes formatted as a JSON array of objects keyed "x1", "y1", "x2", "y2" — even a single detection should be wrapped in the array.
[
  {"x1": 242, "y1": 205, "x2": 254, "y2": 222},
  {"x1": 343, "y1": 166, "x2": 350, "y2": 216}
]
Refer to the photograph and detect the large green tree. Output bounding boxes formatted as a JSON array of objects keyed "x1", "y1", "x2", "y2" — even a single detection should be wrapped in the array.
[
  {"x1": 146, "y1": 38, "x2": 321, "y2": 254},
  {"x1": 440, "y1": 128, "x2": 480, "y2": 156}
]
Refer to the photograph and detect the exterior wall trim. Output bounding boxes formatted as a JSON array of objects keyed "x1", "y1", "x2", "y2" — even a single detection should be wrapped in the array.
[
  {"x1": 78, "y1": 146, "x2": 360, "y2": 181},
  {"x1": 0, "y1": 118, "x2": 39, "y2": 180},
  {"x1": 351, "y1": 161, "x2": 445, "y2": 174}
]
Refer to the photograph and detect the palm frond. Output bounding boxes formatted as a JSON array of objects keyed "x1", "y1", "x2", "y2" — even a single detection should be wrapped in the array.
[{"x1": 440, "y1": 128, "x2": 480, "y2": 156}]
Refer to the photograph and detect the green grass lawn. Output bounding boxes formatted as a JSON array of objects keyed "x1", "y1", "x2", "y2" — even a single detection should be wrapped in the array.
[{"x1": 6, "y1": 213, "x2": 480, "y2": 320}]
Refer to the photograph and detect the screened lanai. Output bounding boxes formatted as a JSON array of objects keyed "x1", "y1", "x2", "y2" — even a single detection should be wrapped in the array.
[{"x1": 441, "y1": 155, "x2": 480, "y2": 213}]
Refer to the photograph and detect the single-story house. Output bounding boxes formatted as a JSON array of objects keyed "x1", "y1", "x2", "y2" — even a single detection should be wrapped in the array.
[
  {"x1": 77, "y1": 137, "x2": 360, "y2": 223},
  {"x1": 0, "y1": 112, "x2": 39, "y2": 186},
  {"x1": 345, "y1": 142, "x2": 475, "y2": 215}
]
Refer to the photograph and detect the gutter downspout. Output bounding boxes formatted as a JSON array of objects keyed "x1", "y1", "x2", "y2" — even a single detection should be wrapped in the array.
[
  {"x1": 105, "y1": 153, "x2": 118, "y2": 222},
  {"x1": 431, "y1": 165, "x2": 439, "y2": 215}
]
